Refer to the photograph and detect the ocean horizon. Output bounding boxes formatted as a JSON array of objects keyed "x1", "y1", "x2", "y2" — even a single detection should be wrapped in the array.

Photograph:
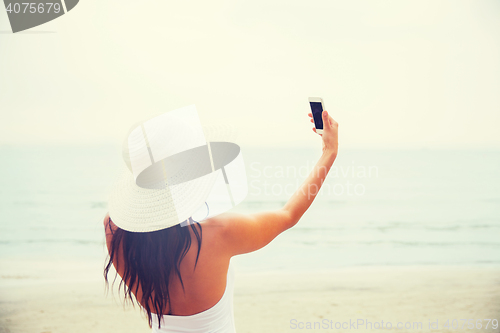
[{"x1": 1, "y1": 145, "x2": 499, "y2": 278}]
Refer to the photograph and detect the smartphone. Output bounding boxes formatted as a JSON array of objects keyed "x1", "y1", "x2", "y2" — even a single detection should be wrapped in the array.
[{"x1": 308, "y1": 97, "x2": 325, "y2": 134}]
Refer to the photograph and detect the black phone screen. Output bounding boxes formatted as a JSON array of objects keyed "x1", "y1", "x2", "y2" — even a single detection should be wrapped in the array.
[{"x1": 310, "y1": 102, "x2": 323, "y2": 130}]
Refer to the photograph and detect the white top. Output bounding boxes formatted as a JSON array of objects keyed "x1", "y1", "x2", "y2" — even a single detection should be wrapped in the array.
[{"x1": 151, "y1": 261, "x2": 236, "y2": 333}]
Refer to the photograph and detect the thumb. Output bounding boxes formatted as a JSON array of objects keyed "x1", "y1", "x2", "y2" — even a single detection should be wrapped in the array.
[{"x1": 322, "y1": 111, "x2": 330, "y2": 129}]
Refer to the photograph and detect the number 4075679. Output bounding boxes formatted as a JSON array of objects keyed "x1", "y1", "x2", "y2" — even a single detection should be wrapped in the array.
[
  {"x1": 443, "y1": 319, "x2": 498, "y2": 330},
  {"x1": 5, "y1": 2, "x2": 62, "y2": 14}
]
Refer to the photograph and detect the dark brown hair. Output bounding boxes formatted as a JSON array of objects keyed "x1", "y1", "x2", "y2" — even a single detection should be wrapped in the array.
[{"x1": 104, "y1": 217, "x2": 202, "y2": 329}]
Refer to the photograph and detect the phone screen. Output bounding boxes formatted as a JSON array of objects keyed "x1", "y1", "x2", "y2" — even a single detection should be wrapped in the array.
[{"x1": 310, "y1": 102, "x2": 323, "y2": 130}]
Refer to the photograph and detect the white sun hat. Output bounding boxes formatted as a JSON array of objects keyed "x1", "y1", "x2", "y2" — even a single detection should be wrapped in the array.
[{"x1": 107, "y1": 105, "x2": 248, "y2": 232}]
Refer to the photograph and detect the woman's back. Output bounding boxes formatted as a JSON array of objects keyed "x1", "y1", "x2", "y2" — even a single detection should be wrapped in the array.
[
  {"x1": 151, "y1": 259, "x2": 236, "y2": 332},
  {"x1": 105, "y1": 214, "x2": 233, "y2": 317}
]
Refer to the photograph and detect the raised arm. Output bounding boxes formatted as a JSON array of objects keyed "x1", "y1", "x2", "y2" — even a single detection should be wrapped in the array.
[{"x1": 216, "y1": 110, "x2": 339, "y2": 256}]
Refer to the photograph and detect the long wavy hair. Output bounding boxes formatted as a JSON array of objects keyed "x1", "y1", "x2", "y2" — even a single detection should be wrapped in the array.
[{"x1": 104, "y1": 216, "x2": 203, "y2": 329}]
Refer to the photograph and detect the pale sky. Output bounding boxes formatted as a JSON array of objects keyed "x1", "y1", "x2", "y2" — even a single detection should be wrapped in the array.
[{"x1": 0, "y1": 0, "x2": 499, "y2": 149}]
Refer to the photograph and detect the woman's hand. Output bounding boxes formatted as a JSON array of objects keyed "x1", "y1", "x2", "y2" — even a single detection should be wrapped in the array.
[{"x1": 308, "y1": 110, "x2": 338, "y2": 156}]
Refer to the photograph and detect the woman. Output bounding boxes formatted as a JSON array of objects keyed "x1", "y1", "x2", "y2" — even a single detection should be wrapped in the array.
[{"x1": 104, "y1": 110, "x2": 338, "y2": 332}]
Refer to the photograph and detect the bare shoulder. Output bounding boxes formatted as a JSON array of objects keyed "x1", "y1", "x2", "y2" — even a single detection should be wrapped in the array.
[
  {"x1": 103, "y1": 212, "x2": 110, "y2": 234},
  {"x1": 196, "y1": 213, "x2": 244, "y2": 256},
  {"x1": 103, "y1": 213, "x2": 119, "y2": 247},
  {"x1": 197, "y1": 214, "x2": 232, "y2": 241},
  {"x1": 199, "y1": 211, "x2": 292, "y2": 257},
  {"x1": 199, "y1": 213, "x2": 236, "y2": 228},
  {"x1": 199, "y1": 212, "x2": 248, "y2": 235}
]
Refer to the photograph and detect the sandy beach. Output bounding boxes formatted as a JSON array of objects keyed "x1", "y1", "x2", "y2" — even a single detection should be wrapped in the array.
[{"x1": 1, "y1": 260, "x2": 499, "y2": 333}]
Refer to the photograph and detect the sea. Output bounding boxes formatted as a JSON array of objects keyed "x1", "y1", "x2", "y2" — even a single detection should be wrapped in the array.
[{"x1": 0, "y1": 145, "x2": 499, "y2": 278}]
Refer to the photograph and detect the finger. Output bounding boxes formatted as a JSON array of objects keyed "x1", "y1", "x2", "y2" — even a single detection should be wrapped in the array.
[
  {"x1": 322, "y1": 111, "x2": 330, "y2": 129},
  {"x1": 310, "y1": 118, "x2": 314, "y2": 123},
  {"x1": 312, "y1": 127, "x2": 322, "y2": 136},
  {"x1": 308, "y1": 113, "x2": 312, "y2": 117}
]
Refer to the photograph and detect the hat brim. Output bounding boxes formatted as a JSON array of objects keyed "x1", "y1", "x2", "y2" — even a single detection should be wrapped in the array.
[{"x1": 108, "y1": 163, "x2": 219, "y2": 232}]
